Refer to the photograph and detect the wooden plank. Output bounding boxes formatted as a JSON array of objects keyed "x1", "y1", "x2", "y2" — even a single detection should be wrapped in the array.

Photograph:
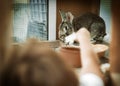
[{"x1": 13, "y1": 40, "x2": 61, "y2": 48}]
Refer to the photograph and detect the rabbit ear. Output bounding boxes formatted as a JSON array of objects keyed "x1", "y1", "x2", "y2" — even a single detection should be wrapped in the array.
[
  {"x1": 66, "y1": 12, "x2": 74, "y2": 23},
  {"x1": 59, "y1": 9, "x2": 67, "y2": 22}
]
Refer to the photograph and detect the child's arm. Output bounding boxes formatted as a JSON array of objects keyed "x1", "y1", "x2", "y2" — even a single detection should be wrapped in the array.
[{"x1": 75, "y1": 28, "x2": 104, "y2": 86}]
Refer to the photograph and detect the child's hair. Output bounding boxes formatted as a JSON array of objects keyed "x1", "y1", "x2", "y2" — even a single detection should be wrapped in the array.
[{"x1": 1, "y1": 39, "x2": 79, "y2": 86}]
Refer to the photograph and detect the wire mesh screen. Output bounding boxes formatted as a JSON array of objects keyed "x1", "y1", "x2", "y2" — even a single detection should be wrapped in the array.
[{"x1": 13, "y1": 0, "x2": 48, "y2": 42}]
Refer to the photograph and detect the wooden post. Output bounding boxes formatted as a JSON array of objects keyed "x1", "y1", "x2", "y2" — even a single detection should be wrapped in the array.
[
  {"x1": 110, "y1": 0, "x2": 120, "y2": 86},
  {"x1": 0, "y1": 0, "x2": 13, "y2": 67}
]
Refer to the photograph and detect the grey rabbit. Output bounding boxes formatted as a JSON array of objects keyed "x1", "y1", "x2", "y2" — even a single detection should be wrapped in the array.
[{"x1": 59, "y1": 10, "x2": 106, "y2": 44}]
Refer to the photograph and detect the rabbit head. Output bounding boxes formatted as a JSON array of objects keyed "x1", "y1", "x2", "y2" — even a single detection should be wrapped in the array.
[{"x1": 59, "y1": 10, "x2": 74, "y2": 43}]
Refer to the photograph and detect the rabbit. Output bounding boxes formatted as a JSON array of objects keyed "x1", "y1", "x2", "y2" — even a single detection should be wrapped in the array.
[{"x1": 59, "y1": 10, "x2": 106, "y2": 45}]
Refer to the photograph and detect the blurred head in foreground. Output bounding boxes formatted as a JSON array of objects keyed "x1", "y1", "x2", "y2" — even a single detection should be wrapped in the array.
[{"x1": 1, "y1": 39, "x2": 79, "y2": 86}]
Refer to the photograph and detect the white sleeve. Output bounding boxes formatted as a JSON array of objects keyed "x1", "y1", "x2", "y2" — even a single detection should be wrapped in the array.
[{"x1": 79, "y1": 73, "x2": 104, "y2": 86}]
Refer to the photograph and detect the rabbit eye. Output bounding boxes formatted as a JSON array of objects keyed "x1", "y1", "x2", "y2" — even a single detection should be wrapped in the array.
[{"x1": 65, "y1": 26, "x2": 68, "y2": 30}]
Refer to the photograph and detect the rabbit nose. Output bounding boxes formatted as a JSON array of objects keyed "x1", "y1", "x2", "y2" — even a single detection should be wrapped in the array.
[{"x1": 60, "y1": 35, "x2": 65, "y2": 40}]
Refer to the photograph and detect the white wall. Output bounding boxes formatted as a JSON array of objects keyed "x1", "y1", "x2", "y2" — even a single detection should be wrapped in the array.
[
  {"x1": 100, "y1": 0, "x2": 111, "y2": 34},
  {"x1": 48, "y1": 0, "x2": 56, "y2": 41},
  {"x1": 100, "y1": 0, "x2": 112, "y2": 42}
]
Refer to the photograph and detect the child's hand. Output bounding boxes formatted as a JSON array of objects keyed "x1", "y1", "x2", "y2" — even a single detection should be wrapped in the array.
[{"x1": 75, "y1": 27, "x2": 91, "y2": 43}]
